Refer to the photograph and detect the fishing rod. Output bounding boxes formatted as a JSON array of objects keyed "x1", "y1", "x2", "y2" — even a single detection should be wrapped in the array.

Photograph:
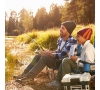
[{"x1": 9, "y1": 18, "x2": 44, "y2": 51}]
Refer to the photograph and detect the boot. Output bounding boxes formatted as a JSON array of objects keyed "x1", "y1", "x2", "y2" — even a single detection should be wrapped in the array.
[
  {"x1": 15, "y1": 76, "x2": 34, "y2": 86},
  {"x1": 13, "y1": 63, "x2": 33, "y2": 79},
  {"x1": 13, "y1": 73, "x2": 25, "y2": 79}
]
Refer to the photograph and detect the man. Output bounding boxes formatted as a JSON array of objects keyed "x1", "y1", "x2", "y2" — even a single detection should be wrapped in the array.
[
  {"x1": 47, "y1": 28, "x2": 95, "y2": 88},
  {"x1": 13, "y1": 21, "x2": 77, "y2": 83}
]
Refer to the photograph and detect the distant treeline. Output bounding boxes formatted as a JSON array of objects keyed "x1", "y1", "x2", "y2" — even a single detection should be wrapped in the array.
[{"x1": 5, "y1": 0, "x2": 95, "y2": 36}]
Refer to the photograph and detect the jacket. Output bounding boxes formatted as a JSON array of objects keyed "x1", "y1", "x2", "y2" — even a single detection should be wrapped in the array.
[
  {"x1": 53, "y1": 36, "x2": 77, "y2": 60},
  {"x1": 76, "y1": 40, "x2": 95, "y2": 67}
]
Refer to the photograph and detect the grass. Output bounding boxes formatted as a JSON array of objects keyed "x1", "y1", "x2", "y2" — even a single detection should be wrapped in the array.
[
  {"x1": 15, "y1": 31, "x2": 38, "y2": 44},
  {"x1": 36, "y1": 29, "x2": 59, "y2": 50},
  {"x1": 5, "y1": 24, "x2": 95, "y2": 81},
  {"x1": 5, "y1": 45, "x2": 19, "y2": 81},
  {"x1": 15, "y1": 24, "x2": 95, "y2": 51},
  {"x1": 5, "y1": 53, "x2": 18, "y2": 81},
  {"x1": 5, "y1": 36, "x2": 17, "y2": 38},
  {"x1": 5, "y1": 40, "x2": 34, "y2": 82}
]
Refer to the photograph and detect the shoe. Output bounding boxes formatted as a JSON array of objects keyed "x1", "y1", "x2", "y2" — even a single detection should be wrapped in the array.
[
  {"x1": 13, "y1": 73, "x2": 25, "y2": 79},
  {"x1": 46, "y1": 80, "x2": 61, "y2": 87},
  {"x1": 15, "y1": 77, "x2": 34, "y2": 85}
]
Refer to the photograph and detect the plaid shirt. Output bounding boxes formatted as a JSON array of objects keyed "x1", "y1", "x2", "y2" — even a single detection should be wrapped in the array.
[{"x1": 53, "y1": 36, "x2": 77, "y2": 60}]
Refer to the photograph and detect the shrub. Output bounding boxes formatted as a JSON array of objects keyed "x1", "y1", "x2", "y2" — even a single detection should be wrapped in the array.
[
  {"x1": 16, "y1": 24, "x2": 95, "y2": 51},
  {"x1": 6, "y1": 54, "x2": 18, "y2": 68},
  {"x1": 37, "y1": 32, "x2": 59, "y2": 50},
  {"x1": 5, "y1": 68, "x2": 14, "y2": 81},
  {"x1": 28, "y1": 42, "x2": 39, "y2": 51},
  {"x1": 5, "y1": 54, "x2": 18, "y2": 81},
  {"x1": 15, "y1": 34, "x2": 25, "y2": 43},
  {"x1": 16, "y1": 31, "x2": 37, "y2": 44}
]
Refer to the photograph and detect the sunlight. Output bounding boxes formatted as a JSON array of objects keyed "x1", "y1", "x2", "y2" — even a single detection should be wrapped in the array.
[{"x1": 5, "y1": 0, "x2": 65, "y2": 16}]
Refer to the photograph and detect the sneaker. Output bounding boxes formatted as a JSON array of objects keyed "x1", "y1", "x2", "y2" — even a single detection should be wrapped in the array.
[
  {"x1": 13, "y1": 73, "x2": 25, "y2": 79},
  {"x1": 46, "y1": 80, "x2": 61, "y2": 87}
]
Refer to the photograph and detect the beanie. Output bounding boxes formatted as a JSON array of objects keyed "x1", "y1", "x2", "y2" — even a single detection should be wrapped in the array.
[
  {"x1": 61, "y1": 21, "x2": 76, "y2": 34},
  {"x1": 77, "y1": 28, "x2": 92, "y2": 40}
]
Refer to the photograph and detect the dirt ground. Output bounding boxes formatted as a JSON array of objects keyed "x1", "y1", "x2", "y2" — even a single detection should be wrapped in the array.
[
  {"x1": 5, "y1": 38, "x2": 95, "y2": 90},
  {"x1": 5, "y1": 38, "x2": 57, "y2": 90}
]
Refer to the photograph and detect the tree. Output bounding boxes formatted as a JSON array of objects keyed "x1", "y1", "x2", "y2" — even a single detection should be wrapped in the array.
[
  {"x1": 18, "y1": 8, "x2": 33, "y2": 32},
  {"x1": 49, "y1": 4, "x2": 61, "y2": 27},
  {"x1": 35, "y1": 7, "x2": 49, "y2": 30},
  {"x1": 61, "y1": 2, "x2": 69, "y2": 22},
  {"x1": 61, "y1": 0, "x2": 95, "y2": 24},
  {"x1": 7, "y1": 10, "x2": 18, "y2": 35},
  {"x1": 82, "y1": 0, "x2": 95, "y2": 23},
  {"x1": 5, "y1": 12, "x2": 8, "y2": 35}
]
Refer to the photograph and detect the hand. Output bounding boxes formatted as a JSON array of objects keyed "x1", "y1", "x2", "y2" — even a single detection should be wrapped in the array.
[
  {"x1": 40, "y1": 50, "x2": 54, "y2": 58},
  {"x1": 40, "y1": 51, "x2": 45, "y2": 56},
  {"x1": 70, "y1": 55, "x2": 77, "y2": 61},
  {"x1": 45, "y1": 50, "x2": 54, "y2": 58},
  {"x1": 40, "y1": 50, "x2": 48, "y2": 56}
]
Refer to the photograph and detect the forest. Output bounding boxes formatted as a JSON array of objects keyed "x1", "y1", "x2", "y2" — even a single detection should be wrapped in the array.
[{"x1": 5, "y1": 0, "x2": 95, "y2": 36}]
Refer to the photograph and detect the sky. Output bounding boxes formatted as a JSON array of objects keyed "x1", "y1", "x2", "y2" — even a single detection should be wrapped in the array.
[{"x1": 5, "y1": 0, "x2": 65, "y2": 16}]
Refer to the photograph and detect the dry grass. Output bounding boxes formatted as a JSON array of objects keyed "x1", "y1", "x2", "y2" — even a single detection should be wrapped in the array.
[{"x1": 5, "y1": 24, "x2": 95, "y2": 89}]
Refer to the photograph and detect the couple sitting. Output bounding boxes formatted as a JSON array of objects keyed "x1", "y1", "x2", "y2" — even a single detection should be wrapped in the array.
[{"x1": 13, "y1": 21, "x2": 95, "y2": 87}]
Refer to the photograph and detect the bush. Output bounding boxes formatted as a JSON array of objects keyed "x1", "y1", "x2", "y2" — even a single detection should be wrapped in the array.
[
  {"x1": 28, "y1": 42, "x2": 39, "y2": 51},
  {"x1": 6, "y1": 54, "x2": 18, "y2": 68},
  {"x1": 5, "y1": 54, "x2": 18, "y2": 81},
  {"x1": 5, "y1": 68, "x2": 14, "y2": 81},
  {"x1": 15, "y1": 34, "x2": 25, "y2": 43},
  {"x1": 16, "y1": 24, "x2": 95, "y2": 51},
  {"x1": 16, "y1": 31, "x2": 37, "y2": 44},
  {"x1": 37, "y1": 32, "x2": 59, "y2": 50}
]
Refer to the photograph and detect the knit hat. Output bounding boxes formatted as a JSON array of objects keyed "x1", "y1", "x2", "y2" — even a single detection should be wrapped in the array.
[
  {"x1": 61, "y1": 21, "x2": 76, "y2": 34},
  {"x1": 77, "y1": 28, "x2": 92, "y2": 40}
]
